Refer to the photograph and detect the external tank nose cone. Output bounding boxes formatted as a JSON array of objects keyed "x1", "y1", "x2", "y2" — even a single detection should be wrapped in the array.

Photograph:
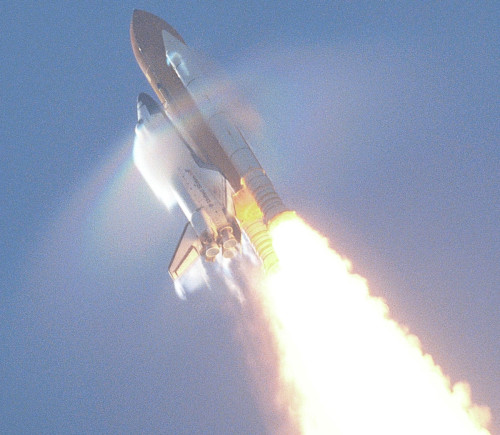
[{"x1": 131, "y1": 9, "x2": 185, "y2": 46}]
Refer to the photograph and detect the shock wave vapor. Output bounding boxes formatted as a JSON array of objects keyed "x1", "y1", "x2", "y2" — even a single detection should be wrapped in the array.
[{"x1": 130, "y1": 10, "x2": 288, "y2": 292}]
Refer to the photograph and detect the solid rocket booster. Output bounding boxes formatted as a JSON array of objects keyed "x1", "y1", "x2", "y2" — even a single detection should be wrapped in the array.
[{"x1": 130, "y1": 10, "x2": 287, "y2": 225}]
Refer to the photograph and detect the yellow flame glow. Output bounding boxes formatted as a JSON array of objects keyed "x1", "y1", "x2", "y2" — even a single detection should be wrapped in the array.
[{"x1": 258, "y1": 213, "x2": 491, "y2": 434}]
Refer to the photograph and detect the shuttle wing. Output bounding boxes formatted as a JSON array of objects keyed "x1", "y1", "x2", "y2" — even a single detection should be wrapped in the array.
[{"x1": 169, "y1": 222, "x2": 203, "y2": 280}]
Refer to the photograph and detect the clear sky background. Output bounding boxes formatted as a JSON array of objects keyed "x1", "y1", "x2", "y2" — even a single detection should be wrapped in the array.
[{"x1": 1, "y1": 1, "x2": 498, "y2": 433}]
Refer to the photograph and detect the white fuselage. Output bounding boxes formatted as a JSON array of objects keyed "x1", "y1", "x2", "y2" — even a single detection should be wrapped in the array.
[{"x1": 133, "y1": 101, "x2": 235, "y2": 254}]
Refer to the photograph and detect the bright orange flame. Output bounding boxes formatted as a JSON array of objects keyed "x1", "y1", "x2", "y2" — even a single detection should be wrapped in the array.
[{"x1": 257, "y1": 213, "x2": 491, "y2": 434}]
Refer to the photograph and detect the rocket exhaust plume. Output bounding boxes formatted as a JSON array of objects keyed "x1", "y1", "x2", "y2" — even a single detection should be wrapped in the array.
[{"x1": 245, "y1": 211, "x2": 492, "y2": 434}]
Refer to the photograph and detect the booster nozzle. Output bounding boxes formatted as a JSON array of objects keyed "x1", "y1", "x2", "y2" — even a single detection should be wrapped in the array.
[
  {"x1": 204, "y1": 241, "x2": 220, "y2": 260},
  {"x1": 222, "y1": 246, "x2": 238, "y2": 259},
  {"x1": 241, "y1": 170, "x2": 288, "y2": 224},
  {"x1": 219, "y1": 227, "x2": 238, "y2": 250}
]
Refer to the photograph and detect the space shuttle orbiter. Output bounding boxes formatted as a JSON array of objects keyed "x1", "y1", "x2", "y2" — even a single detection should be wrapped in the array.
[{"x1": 131, "y1": 10, "x2": 288, "y2": 284}]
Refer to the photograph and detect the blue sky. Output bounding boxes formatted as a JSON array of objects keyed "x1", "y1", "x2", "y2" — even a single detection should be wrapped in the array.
[{"x1": 1, "y1": 1, "x2": 498, "y2": 433}]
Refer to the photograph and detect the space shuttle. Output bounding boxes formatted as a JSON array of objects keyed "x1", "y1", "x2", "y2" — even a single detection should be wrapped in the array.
[{"x1": 131, "y1": 10, "x2": 288, "y2": 282}]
